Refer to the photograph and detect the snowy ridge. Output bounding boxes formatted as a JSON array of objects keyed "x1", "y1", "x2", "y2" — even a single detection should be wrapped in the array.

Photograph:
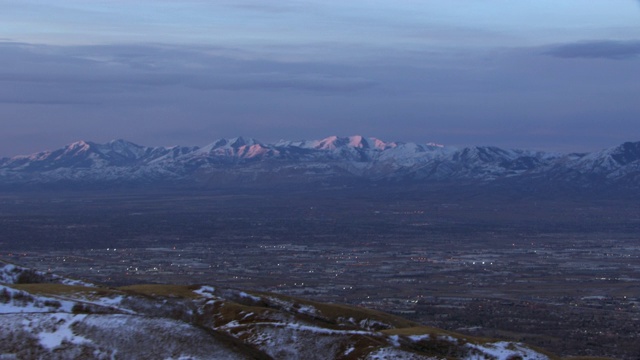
[
  {"x1": 0, "y1": 261, "x2": 560, "y2": 360},
  {"x1": 0, "y1": 261, "x2": 94, "y2": 287},
  {"x1": 1, "y1": 136, "x2": 640, "y2": 189}
]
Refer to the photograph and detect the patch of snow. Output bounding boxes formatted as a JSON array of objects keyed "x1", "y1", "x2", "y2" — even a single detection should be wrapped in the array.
[
  {"x1": 344, "y1": 346, "x2": 355, "y2": 355},
  {"x1": 75, "y1": 314, "x2": 247, "y2": 359},
  {"x1": 241, "y1": 312, "x2": 254, "y2": 320},
  {"x1": 296, "y1": 304, "x2": 318, "y2": 316},
  {"x1": 366, "y1": 346, "x2": 432, "y2": 359},
  {"x1": 408, "y1": 334, "x2": 430, "y2": 342},
  {"x1": 223, "y1": 321, "x2": 372, "y2": 336},
  {"x1": 388, "y1": 334, "x2": 401, "y2": 347},
  {"x1": 1, "y1": 264, "x2": 16, "y2": 272},
  {"x1": 359, "y1": 318, "x2": 391, "y2": 330},
  {"x1": 37, "y1": 313, "x2": 90, "y2": 350},
  {"x1": 0, "y1": 261, "x2": 95, "y2": 287},
  {"x1": 57, "y1": 277, "x2": 96, "y2": 287},
  {"x1": 438, "y1": 335, "x2": 457, "y2": 343},
  {"x1": 0, "y1": 263, "x2": 20, "y2": 283},
  {"x1": 349, "y1": 135, "x2": 366, "y2": 148},
  {"x1": 284, "y1": 323, "x2": 371, "y2": 335},
  {"x1": 465, "y1": 341, "x2": 550, "y2": 360},
  {"x1": 194, "y1": 285, "x2": 216, "y2": 299},
  {"x1": 0, "y1": 285, "x2": 76, "y2": 314},
  {"x1": 238, "y1": 291, "x2": 261, "y2": 302},
  {"x1": 220, "y1": 320, "x2": 242, "y2": 330},
  {"x1": 95, "y1": 295, "x2": 125, "y2": 307}
]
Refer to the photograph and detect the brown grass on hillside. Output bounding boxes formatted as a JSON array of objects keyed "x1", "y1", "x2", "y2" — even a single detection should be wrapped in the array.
[
  {"x1": 10, "y1": 283, "x2": 116, "y2": 297},
  {"x1": 253, "y1": 291, "x2": 420, "y2": 329},
  {"x1": 118, "y1": 284, "x2": 202, "y2": 299}
]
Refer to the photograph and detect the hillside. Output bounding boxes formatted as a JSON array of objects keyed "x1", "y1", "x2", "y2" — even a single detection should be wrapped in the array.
[{"x1": 0, "y1": 260, "x2": 589, "y2": 360}]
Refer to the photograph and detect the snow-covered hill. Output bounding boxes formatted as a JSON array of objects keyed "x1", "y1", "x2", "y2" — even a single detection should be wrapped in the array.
[
  {"x1": 0, "y1": 261, "x2": 556, "y2": 359},
  {"x1": 1, "y1": 136, "x2": 639, "y2": 190}
]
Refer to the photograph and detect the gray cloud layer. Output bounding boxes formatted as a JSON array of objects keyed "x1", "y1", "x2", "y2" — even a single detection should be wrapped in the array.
[
  {"x1": 545, "y1": 40, "x2": 640, "y2": 60},
  {"x1": 0, "y1": 42, "x2": 375, "y2": 94},
  {"x1": 1, "y1": 40, "x2": 640, "y2": 156}
]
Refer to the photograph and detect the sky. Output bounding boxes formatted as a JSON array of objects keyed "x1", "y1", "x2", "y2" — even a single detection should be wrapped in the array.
[{"x1": 1, "y1": 0, "x2": 640, "y2": 157}]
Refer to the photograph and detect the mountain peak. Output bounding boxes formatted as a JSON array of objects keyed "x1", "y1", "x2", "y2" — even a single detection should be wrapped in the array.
[
  {"x1": 195, "y1": 137, "x2": 270, "y2": 159},
  {"x1": 348, "y1": 135, "x2": 366, "y2": 147},
  {"x1": 228, "y1": 136, "x2": 261, "y2": 148},
  {"x1": 206, "y1": 137, "x2": 262, "y2": 149},
  {"x1": 313, "y1": 135, "x2": 378, "y2": 150},
  {"x1": 611, "y1": 141, "x2": 640, "y2": 165},
  {"x1": 67, "y1": 140, "x2": 92, "y2": 150},
  {"x1": 315, "y1": 135, "x2": 344, "y2": 150},
  {"x1": 107, "y1": 138, "x2": 138, "y2": 146},
  {"x1": 61, "y1": 141, "x2": 94, "y2": 157}
]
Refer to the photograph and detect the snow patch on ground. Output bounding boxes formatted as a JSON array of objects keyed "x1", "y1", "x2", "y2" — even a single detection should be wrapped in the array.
[
  {"x1": 76, "y1": 314, "x2": 247, "y2": 359},
  {"x1": 95, "y1": 295, "x2": 125, "y2": 307},
  {"x1": 220, "y1": 320, "x2": 242, "y2": 330},
  {"x1": 36, "y1": 313, "x2": 90, "y2": 350},
  {"x1": 295, "y1": 304, "x2": 318, "y2": 316},
  {"x1": 359, "y1": 318, "x2": 391, "y2": 330},
  {"x1": 465, "y1": 341, "x2": 550, "y2": 360},
  {"x1": 223, "y1": 320, "x2": 373, "y2": 336},
  {"x1": 2, "y1": 312, "x2": 92, "y2": 351},
  {"x1": 0, "y1": 284, "x2": 75, "y2": 314},
  {"x1": 194, "y1": 285, "x2": 216, "y2": 298},
  {"x1": 238, "y1": 291, "x2": 261, "y2": 302},
  {"x1": 78, "y1": 294, "x2": 137, "y2": 314},
  {"x1": 388, "y1": 335, "x2": 401, "y2": 347},
  {"x1": 0, "y1": 263, "x2": 21, "y2": 283},
  {"x1": 366, "y1": 346, "x2": 435, "y2": 359},
  {"x1": 283, "y1": 323, "x2": 371, "y2": 335},
  {"x1": 234, "y1": 321, "x2": 351, "y2": 360},
  {"x1": 344, "y1": 346, "x2": 355, "y2": 355},
  {"x1": 408, "y1": 334, "x2": 431, "y2": 342},
  {"x1": 438, "y1": 335, "x2": 457, "y2": 343},
  {"x1": 1, "y1": 261, "x2": 95, "y2": 287},
  {"x1": 57, "y1": 277, "x2": 96, "y2": 287}
]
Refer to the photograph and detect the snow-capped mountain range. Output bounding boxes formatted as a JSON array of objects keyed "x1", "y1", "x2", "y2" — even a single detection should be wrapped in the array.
[{"x1": 1, "y1": 135, "x2": 639, "y2": 190}]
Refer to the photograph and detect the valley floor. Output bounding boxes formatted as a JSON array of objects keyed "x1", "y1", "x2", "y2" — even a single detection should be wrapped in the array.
[{"x1": 1, "y1": 188, "x2": 638, "y2": 358}]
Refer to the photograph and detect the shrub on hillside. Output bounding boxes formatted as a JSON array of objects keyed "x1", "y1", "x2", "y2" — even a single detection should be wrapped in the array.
[{"x1": 15, "y1": 270, "x2": 45, "y2": 284}]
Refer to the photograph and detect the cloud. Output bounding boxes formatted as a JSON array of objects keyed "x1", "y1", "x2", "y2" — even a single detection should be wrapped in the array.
[
  {"x1": 1, "y1": 39, "x2": 639, "y2": 156},
  {"x1": 187, "y1": 73, "x2": 375, "y2": 93},
  {"x1": 0, "y1": 42, "x2": 376, "y2": 95},
  {"x1": 219, "y1": 0, "x2": 312, "y2": 13},
  {"x1": 0, "y1": 99, "x2": 94, "y2": 105},
  {"x1": 544, "y1": 40, "x2": 640, "y2": 60}
]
